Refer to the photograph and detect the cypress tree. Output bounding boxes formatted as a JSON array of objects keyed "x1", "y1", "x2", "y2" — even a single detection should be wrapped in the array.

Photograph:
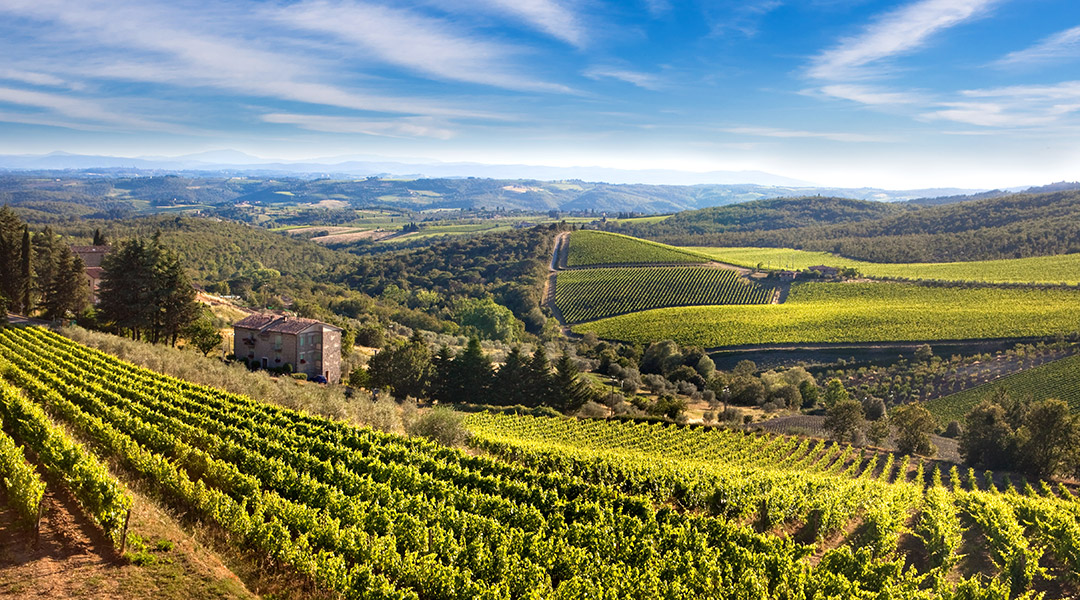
[
  {"x1": 493, "y1": 346, "x2": 529, "y2": 406},
  {"x1": 450, "y1": 337, "x2": 492, "y2": 405},
  {"x1": 524, "y1": 347, "x2": 553, "y2": 407},
  {"x1": 430, "y1": 345, "x2": 455, "y2": 404},
  {"x1": 551, "y1": 353, "x2": 594, "y2": 413},
  {"x1": 19, "y1": 226, "x2": 32, "y2": 313}
]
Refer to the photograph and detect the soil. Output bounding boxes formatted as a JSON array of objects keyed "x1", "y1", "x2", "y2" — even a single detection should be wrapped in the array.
[{"x1": 0, "y1": 482, "x2": 254, "y2": 600}]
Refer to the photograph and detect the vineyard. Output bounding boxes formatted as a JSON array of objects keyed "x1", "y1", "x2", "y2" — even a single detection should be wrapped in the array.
[
  {"x1": 690, "y1": 246, "x2": 1080, "y2": 286},
  {"x1": 466, "y1": 412, "x2": 1080, "y2": 597},
  {"x1": 925, "y1": 353, "x2": 1080, "y2": 425},
  {"x1": 566, "y1": 230, "x2": 710, "y2": 267},
  {"x1": 554, "y1": 266, "x2": 772, "y2": 323},
  {"x1": 575, "y1": 282, "x2": 1080, "y2": 347}
]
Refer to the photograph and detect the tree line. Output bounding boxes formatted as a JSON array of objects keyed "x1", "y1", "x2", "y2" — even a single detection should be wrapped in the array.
[
  {"x1": 356, "y1": 333, "x2": 597, "y2": 413},
  {"x1": 0, "y1": 206, "x2": 88, "y2": 320}
]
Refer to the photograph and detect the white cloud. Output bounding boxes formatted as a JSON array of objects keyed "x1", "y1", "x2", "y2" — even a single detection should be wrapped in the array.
[
  {"x1": 0, "y1": 69, "x2": 73, "y2": 88},
  {"x1": 475, "y1": 0, "x2": 585, "y2": 47},
  {"x1": 0, "y1": 85, "x2": 174, "y2": 131},
  {"x1": 997, "y1": 25, "x2": 1080, "y2": 67},
  {"x1": 819, "y1": 84, "x2": 923, "y2": 106},
  {"x1": 584, "y1": 67, "x2": 661, "y2": 90},
  {"x1": 0, "y1": 0, "x2": 517, "y2": 124},
  {"x1": 261, "y1": 113, "x2": 456, "y2": 139},
  {"x1": 723, "y1": 126, "x2": 891, "y2": 143},
  {"x1": 809, "y1": 0, "x2": 998, "y2": 80},
  {"x1": 278, "y1": 1, "x2": 573, "y2": 93},
  {"x1": 922, "y1": 81, "x2": 1080, "y2": 127}
]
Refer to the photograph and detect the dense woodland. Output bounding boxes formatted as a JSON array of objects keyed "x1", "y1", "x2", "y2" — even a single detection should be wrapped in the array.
[{"x1": 610, "y1": 189, "x2": 1080, "y2": 262}]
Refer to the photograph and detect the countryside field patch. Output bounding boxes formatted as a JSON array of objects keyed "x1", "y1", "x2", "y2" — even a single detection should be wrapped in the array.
[
  {"x1": 575, "y1": 282, "x2": 1080, "y2": 347},
  {"x1": 567, "y1": 230, "x2": 710, "y2": 266},
  {"x1": 690, "y1": 246, "x2": 1080, "y2": 285},
  {"x1": 555, "y1": 266, "x2": 771, "y2": 322}
]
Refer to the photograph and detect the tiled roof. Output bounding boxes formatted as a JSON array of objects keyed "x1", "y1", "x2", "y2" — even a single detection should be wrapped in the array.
[
  {"x1": 85, "y1": 266, "x2": 105, "y2": 279},
  {"x1": 233, "y1": 313, "x2": 342, "y2": 335}
]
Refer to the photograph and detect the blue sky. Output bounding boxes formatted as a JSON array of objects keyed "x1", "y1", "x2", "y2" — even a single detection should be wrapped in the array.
[{"x1": 1, "y1": 0, "x2": 1079, "y2": 188}]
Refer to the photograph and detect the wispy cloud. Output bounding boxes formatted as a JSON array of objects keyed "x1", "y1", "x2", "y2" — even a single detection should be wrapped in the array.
[
  {"x1": 261, "y1": 113, "x2": 456, "y2": 139},
  {"x1": 809, "y1": 0, "x2": 999, "y2": 80},
  {"x1": 0, "y1": 85, "x2": 176, "y2": 131},
  {"x1": 584, "y1": 67, "x2": 661, "y2": 90},
  {"x1": 0, "y1": 68, "x2": 76, "y2": 89},
  {"x1": 278, "y1": 1, "x2": 573, "y2": 93},
  {"x1": 474, "y1": 0, "x2": 585, "y2": 47},
  {"x1": 724, "y1": 126, "x2": 891, "y2": 143},
  {"x1": 997, "y1": 25, "x2": 1080, "y2": 67},
  {"x1": 819, "y1": 84, "x2": 923, "y2": 106},
  {"x1": 923, "y1": 81, "x2": 1080, "y2": 126},
  {"x1": 0, "y1": 0, "x2": 517, "y2": 126}
]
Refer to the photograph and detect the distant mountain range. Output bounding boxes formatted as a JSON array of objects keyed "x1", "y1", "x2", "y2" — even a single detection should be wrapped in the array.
[{"x1": 0, "y1": 149, "x2": 973, "y2": 192}]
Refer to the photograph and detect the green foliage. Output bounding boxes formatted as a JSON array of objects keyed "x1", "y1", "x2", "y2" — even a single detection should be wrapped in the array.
[
  {"x1": 823, "y1": 378, "x2": 850, "y2": 408},
  {"x1": 891, "y1": 404, "x2": 937, "y2": 457},
  {"x1": 825, "y1": 399, "x2": 864, "y2": 442},
  {"x1": 566, "y1": 230, "x2": 709, "y2": 266},
  {"x1": 0, "y1": 376, "x2": 131, "y2": 543},
  {"x1": 693, "y1": 245, "x2": 1080, "y2": 285},
  {"x1": 405, "y1": 407, "x2": 468, "y2": 447},
  {"x1": 576, "y1": 282, "x2": 1080, "y2": 347},
  {"x1": 455, "y1": 296, "x2": 521, "y2": 341},
  {"x1": 182, "y1": 309, "x2": 223, "y2": 356},
  {"x1": 367, "y1": 333, "x2": 431, "y2": 400},
  {"x1": 926, "y1": 353, "x2": 1080, "y2": 425},
  {"x1": 0, "y1": 415, "x2": 46, "y2": 527},
  {"x1": 555, "y1": 265, "x2": 771, "y2": 322}
]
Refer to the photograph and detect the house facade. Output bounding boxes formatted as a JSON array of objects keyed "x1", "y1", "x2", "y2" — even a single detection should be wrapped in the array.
[
  {"x1": 233, "y1": 314, "x2": 342, "y2": 382},
  {"x1": 70, "y1": 245, "x2": 110, "y2": 304}
]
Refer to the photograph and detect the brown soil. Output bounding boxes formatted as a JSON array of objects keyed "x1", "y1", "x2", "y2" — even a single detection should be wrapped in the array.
[{"x1": 0, "y1": 481, "x2": 254, "y2": 600}]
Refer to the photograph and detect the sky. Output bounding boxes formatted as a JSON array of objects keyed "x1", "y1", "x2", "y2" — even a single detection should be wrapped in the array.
[{"x1": 0, "y1": 0, "x2": 1079, "y2": 188}]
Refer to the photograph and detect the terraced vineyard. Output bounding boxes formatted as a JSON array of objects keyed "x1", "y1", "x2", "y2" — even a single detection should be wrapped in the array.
[
  {"x1": 466, "y1": 412, "x2": 1080, "y2": 597},
  {"x1": 567, "y1": 230, "x2": 710, "y2": 266},
  {"x1": 925, "y1": 353, "x2": 1080, "y2": 425},
  {"x1": 555, "y1": 266, "x2": 772, "y2": 322},
  {"x1": 576, "y1": 282, "x2": 1080, "y2": 347},
  {"x1": 690, "y1": 246, "x2": 1080, "y2": 285}
]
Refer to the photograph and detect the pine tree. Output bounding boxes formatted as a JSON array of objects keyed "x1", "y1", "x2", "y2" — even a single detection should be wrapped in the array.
[
  {"x1": 430, "y1": 345, "x2": 455, "y2": 404},
  {"x1": 551, "y1": 353, "x2": 594, "y2": 413},
  {"x1": 42, "y1": 248, "x2": 87, "y2": 320},
  {"x1": 99, "y1": 237, "x2": 158, "y2": 340},
  {"x1": 0, "y1": 206, "x2": 25, "y2": 310},
  {"x1": 524, "y1": 347, "x2": 553, "y2": 407},
  {"x1": 155, "y1": 248, "x2": 199, "y2": 346},
  {"x1": 493, "y1": 346, "x2": 529, "y2": 406},
  {"x1": 449, "y1": 338, "x2": 492, "y2": 405}
]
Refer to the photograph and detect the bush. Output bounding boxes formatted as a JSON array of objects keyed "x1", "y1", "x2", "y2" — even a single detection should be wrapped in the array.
[
  {"x1": 291, "y1": 373, "x2": 308, "y2": 381},
  {"x1": 406, "y1": 407, "x2": 468, "y2": 446},
  {"x1": 943, "y1": 420, "x2": 962, "y2": 438}
]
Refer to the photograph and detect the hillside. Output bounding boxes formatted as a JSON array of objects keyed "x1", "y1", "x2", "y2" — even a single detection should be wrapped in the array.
[
  {"x1": 566, "y1": 230, "x2": 710, "y2": 266},
  {"x1": 925, "y1": 354, "x2": 1080, "y2": 425},
  {"x1": 576, "y1": 282, "x2": 1080, "y2": 348},
  {"x1": 615, "y1": 190, "x2": 1080, "y2": 262},
  {"x1": 4, "y1": 326, "x2": 1080, "y2": 598}
]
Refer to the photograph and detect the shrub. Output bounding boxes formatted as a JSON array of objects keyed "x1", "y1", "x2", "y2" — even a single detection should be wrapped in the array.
[{"x1": 406, "y1": 407, "x2": 468, "y2": 446}]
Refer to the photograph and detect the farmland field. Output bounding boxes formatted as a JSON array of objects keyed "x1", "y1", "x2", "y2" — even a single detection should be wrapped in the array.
[
  {"x1": 567, "y1": 230, "x2": 710, "y2": 266},
  {"x1": 555, "y1": 266, "x2": 772, "y2": 322},
  {"x1": 690, "y1": 246, "x2": 1080, "y2": 285},
  {"x1": 575, "y1": 282, "x2": 1080, "y2": 347},
  {"x1": 5, "y1": 328, "x2": 1080, "y2": 596},
  {"x1": 924, "y1": 353, "x2": 1080, "y2": 425}
]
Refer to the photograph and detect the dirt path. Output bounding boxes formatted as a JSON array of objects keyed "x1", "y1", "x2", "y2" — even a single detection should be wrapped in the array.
[
  {"x1": 543, "y1": 232, "x2": 576, "y2": 337},
  {"x1": 0, "y1": 480, "x2": 254, "y2": 600}
]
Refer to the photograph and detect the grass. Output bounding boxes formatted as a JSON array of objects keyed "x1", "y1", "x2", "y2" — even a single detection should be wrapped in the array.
[
  {"x1": 690, "y1": 246, "x2": 1080, "y2": 285},
  {"x1": 924, "y1": 354, "x2": 1080, "y2": 425},
  {"x1": 567, "y1": 230, "x2": 712, "y2": 266},
  {"x1": 574, "y1": 282, "x2": 1080, "y2": 348},
  {"x1": 555, "y1": 266, "x2": 771, "y2": 323}
]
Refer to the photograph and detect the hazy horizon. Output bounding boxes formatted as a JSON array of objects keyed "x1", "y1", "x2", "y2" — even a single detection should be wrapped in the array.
[{"x1": 2, "y1": 0, "x2": 1078, "y2": 189}]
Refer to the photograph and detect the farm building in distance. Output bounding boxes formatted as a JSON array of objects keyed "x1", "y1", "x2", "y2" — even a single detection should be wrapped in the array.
[
  {"x1": 70, "y1": 245, "x2": 110, "y2": 304},
  {"x1": 808, "y1": 264, "x2": 840, "y2": 278},
  {"x1": 233, "y1": 313, "x2": 342, "y2": 382}
]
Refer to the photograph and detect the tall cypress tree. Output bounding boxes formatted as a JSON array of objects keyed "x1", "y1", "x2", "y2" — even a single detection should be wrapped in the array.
[
  {"x1": 0, "y1": 206, "x2": 24, "y2": 310},
  {"x1": 19, "y1": 226, "x2": 32, "y2": 314}
]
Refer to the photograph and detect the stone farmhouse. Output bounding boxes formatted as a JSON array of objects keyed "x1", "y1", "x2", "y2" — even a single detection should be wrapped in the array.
[
  {"x1": 233, "y1": 314, "x2": 342, "y2": 382},
  {"x1": 70, "y1": 245, "x2": 110, "y2": 304}
]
